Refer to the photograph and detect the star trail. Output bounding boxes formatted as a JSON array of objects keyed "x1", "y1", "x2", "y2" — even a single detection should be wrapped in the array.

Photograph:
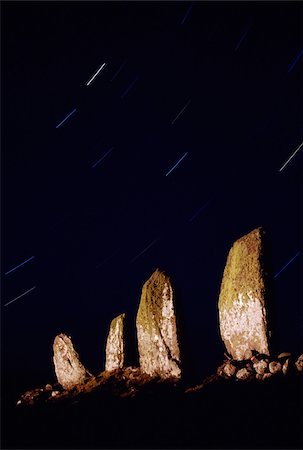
[{"x1": 5, "y1": 256, "x2": 35, "y2": 276}]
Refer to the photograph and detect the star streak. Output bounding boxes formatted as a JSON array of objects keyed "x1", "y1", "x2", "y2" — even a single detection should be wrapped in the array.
[
  {"x1": 4, "y1": 286, "x2": 36, "y2": 307},
  {"x1": 279, "y1": 141, "x2": 303, "y2": 172},
  {"x1": 55, "y1": 108, "x2": 77, "y2": 129},
  {"x1": 130, "y1": 238, "x2": 159, "y2": 263},
  {"x1": 188, "y1": 200, "x2": 211, "y2": 223},
  {"x1": 165, "y1": 152, "x2": 188, "y2": 176},
  {"x1": 86, "y1": 62, "x2": 106, "y2": 86},
  {"x1": 234, "y1": 23, "x2": 252, "y2": 51},
  {"x1": 5, "y1": 256, "x2": 35, "y2": 276},
  {"x1": 287, "y1": 48, "x2": 303, "y2": 73},
  {"x1": 171, "y1": 99, "x2": 191, "y2": 125},
  {"x1": 181, "y1": 3, "x2": 193, "y2": 25},
  {"x1": 121, "y1": 76, "x2": 139, "y2": 99},
  {"x1": 111, "y1": 61, "x2": 127, "y2": 82},
  {"x1": 91, "y1": 147, "x2": 114, "y2": 168},
  {"x1": 274, "y1": 251, "x2": 301, "y2": 279}
]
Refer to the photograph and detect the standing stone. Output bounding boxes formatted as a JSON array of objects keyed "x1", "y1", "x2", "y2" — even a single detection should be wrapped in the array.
[
  {"x1": 218, "y1": 228, "x2": 270, "y2": 360},
  {"x1": 136, "y1": 269, "x2": 181, "y2": 379},
  {"x1": 105, "y1": 313, "x2": 126, "y2": 371},
  {"x1": 53, "y1": 334, "x2": 91, "y2": 390}
]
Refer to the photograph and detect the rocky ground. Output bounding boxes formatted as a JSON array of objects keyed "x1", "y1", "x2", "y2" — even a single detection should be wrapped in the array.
[{"x1": 3, "y1": 354, "x2": 303, "y2": 449}]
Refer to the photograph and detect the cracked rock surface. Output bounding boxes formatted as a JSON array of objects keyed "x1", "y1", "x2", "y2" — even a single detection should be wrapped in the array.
[
  {"x1": 53, "y1": 334, "x2": 91, "y2": 390},
  {"x1": 105, "y1": 313, "x2": 126, "y2": 371},
  {"x1": 136, "y1": 269, "x2": 181, "y2": 379},
  {"x1": 218, "y1": 228, "x2": 269, "y2": 360}
]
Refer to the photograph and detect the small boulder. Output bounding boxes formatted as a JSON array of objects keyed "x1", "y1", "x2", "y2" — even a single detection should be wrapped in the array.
[
  {"x1": 262, "y1": 372, "x2": 273, "y2": 381},
  {"x1": 269, "y1": 361, "x2": 282, "y2": 375},
  {"x1": 282, "y1": 358, "x2": 290, "y2": 375},
  {"x1": 236, "y1": 368, "x2": 253, "y2": 381},
  {"x1": 295, "y1": 354, "x2": 303, "y2": 372},
  {"x1": 253, "y1": 359, "x2": 268, "y2": 375},
  {"x1": 223, "y1": 362, "x2": 237, "y2": 377},
  {"x1": 278, "y1": 352, "x2": 291, "y2": 359}
]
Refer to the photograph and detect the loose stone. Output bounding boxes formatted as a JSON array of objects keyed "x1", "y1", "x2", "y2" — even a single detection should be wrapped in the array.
[
  {"x1": 295, "y1": 354, "x2": 303, "y2": 372},
  {"x1": 269, "y1": 361, "x2": 282, "y2": 374}
]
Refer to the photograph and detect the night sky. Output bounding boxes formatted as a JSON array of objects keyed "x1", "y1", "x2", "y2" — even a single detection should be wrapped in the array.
[{"x1": 2, "y1": 1, "x2": 303, "y2": 395}]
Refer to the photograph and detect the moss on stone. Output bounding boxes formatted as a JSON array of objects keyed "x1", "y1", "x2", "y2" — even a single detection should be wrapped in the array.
[
  {"x1": 137, "y1": 268, "x2": 170, "y2": 334},
  {"x1": 218, "y1": 227, "x2": 266, "y2": 311}
]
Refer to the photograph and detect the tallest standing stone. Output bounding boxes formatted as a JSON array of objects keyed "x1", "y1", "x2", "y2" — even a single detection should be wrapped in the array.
[
  {"x1": 136, "y1": 269, "x2": 181, "y2": 379},
  {"x1": 218, "y1": 228, "x2": 270, "y2": 360}
]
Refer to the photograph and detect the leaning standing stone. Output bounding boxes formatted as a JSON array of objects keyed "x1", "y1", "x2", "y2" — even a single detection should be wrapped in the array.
[
  {"x1": 136, "y1": 269, "x2": 181, "y2": 379},
  {"x1": 218, "y1": 228, "x2": 270, "y2": 360},
  {"x1": 105, "y1": 313, "x2": 126, "y2": 371},
  {"x1": 53, "y1": 334, "x2": 91, "y2": 390}
]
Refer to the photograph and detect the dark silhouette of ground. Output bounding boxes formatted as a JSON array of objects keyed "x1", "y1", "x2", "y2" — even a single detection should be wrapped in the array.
[{"x1": 3, "y1": 371, "x2": 302, "y2": 449}]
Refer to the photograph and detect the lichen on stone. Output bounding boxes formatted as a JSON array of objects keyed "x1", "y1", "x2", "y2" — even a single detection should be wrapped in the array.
[
  {"x1": 136, "y1": 269, "x2": 181, "y2": 379},
  {"x1": 218, "y1": 228, "x2": 269, "y2": 360},
  {"x1": 53, "y1": 333, "x2": 91, "y2": 390},
  {"x1": 105, "y1": 313, "x2": 126, "y2": 371}
]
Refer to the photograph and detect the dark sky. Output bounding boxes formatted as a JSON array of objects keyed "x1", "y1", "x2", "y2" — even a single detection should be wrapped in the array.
[{"x1": 2, "y1": 1, "x2": 302, "y2": 391}]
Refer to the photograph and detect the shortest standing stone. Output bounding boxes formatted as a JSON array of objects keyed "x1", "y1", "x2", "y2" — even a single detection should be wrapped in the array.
[
  {"x1": 105, "y1": 313, "x2": 126, "y2": 372},
  {"x1": 269, "y1": 361, "x2": 282, "y2": 375},
  {"x1": 53, "y1": 334, "x2": 91, "y2": 391}
]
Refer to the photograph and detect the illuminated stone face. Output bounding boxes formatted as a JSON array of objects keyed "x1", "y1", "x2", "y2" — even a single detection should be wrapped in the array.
[
  {"x1": 105, "y1": 313, "x2": 125, "y2": 371},
  {"x1": 218, "y1": 228, "x2": 269, "y2": 360},
  {"x1": 136, "y1": 269, "x2": 181, "y2": 379},
  {"x1": 53, "y1": 334, "x2": 89, "y2": 390}
]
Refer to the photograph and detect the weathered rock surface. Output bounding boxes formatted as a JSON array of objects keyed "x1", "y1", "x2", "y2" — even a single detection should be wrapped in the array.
[
  {"x1": 253, "y1": 359, "x2": 268, "y2": 375},
  {"x1": 218, "y1": 228, "x2": 270, "y2": 360},
  {"x1": 295, "y1": 354, "x2": 303, "y2": 372},
  {"x1": 136, "y1": 269, "x2": 181, "y2": 379},
  {"x1": 236, "y1": 368, "x2": 253, "y2": 381},
  {"x1": 105, "y1": 313, "x2": 126, "y2": 371},
  {"x1": 53, "y1": 334, "x2": 91, "y2": 390},
  {"x1": 282, "y1": 359, "x2": 290, "y2": 375},
  {"x1": 269, "y1": 361, "x2": 282, "y2": 374}
]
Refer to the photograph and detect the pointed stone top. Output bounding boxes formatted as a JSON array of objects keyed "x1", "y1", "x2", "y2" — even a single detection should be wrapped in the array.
[
  {"x1": 219, "y1": 227, "x2": 266, "y2": 311},
  {"x1": 109, "y1": 313, "x2": 126, "y2": 328},
  {"x1": 149, "y1": 268, "x2": 168, "y2": 281}
]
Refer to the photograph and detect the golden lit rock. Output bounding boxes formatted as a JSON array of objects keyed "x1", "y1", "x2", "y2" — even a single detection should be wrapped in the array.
[
  {"x1": 136, "y1": 269, "x2": 181, "y2": 379},
  {"x1": 218, "y1": 228, "x2": 269, "y2": 360},
  {"x1": 53, "y1": 333, "x2": 91, "y2": 390},
  {"x1": 105, "y1": 313, "x2": 126, "y2": 371}
]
